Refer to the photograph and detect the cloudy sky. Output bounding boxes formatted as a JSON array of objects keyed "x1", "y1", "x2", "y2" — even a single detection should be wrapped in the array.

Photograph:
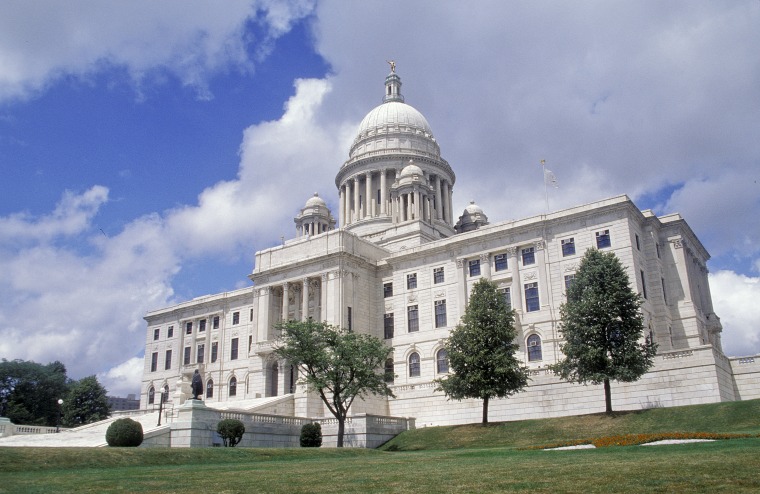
[{"x1": 1, "y1": 1, "x2": 758, "y2": 396}]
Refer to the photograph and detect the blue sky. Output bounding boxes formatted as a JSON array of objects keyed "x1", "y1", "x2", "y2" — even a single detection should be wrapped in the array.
[{"x1": 1, "y1": 1, "x2": 758, "y2": 396}]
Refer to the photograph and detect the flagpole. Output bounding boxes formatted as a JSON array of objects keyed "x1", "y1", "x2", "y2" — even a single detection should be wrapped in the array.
[{"x1": 541, "y1": 159, "x2": 549, "y2": 213}]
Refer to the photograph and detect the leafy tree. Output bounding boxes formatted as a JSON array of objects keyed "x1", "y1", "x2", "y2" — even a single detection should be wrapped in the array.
[
  {"x1": 275, "y1": 320, "x2": 394, "y2": 447},
  {"x1": 436, "y1": 279, "x2": 529, "y2": 424},
  {"x1": 216, "y1": 418, "x2": 245, "y2": 447},
  {"x1": 300, "y1": 422, "x2": 322, "y2": 447},
  {"x1": 551, "y1": 249, "x2": 657, "y2": 414},
  {"x1": 62, "y1": 375, "x2": 110, "y2": 427},
  {"x1": 0, "y1": 359, "x2": 69, "y2": 426}
]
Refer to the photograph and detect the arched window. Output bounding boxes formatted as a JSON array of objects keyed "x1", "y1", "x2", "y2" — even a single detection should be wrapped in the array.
[
  {"x1": 384, "y1": 358, "x2": 395, "y2": 383},
  {"x1": 436, "y1": 349, "x2": 449, "y2": 374},
  {"x1": 148, "y1": 386, "x2": 155, "y2": 405},
  {"x1": 162, "y1": 385, "x2": 169, "y2": 402},
  {"x1": 527, "y1": 334, "x2": 542, "y2": 361},
  {"x1": 409, "y1": 352, "x2": 420, "y2": 377},
  {"x1": 206, "y1": 379, "x2": 214, "y2": 399},
  {"x1": 229, "y1": 376, "x2": 237, "y2": 397}
]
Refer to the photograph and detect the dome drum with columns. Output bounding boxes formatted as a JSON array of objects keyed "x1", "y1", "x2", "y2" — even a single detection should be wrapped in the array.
[{"x1": 294, "y1": 193, "x2": 336, "y2": 238}]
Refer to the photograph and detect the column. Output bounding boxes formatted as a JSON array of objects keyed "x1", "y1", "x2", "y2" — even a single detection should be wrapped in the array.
[
  {"x1": 508, "y1": 247, "x2": 523, "y2": 315},
  {"x1": 535, "y1": 241, "x2": 549, "y2": 308},
  {"x1": 445, "y1": 181, "x2": 454, "y2": 224},
  {"x1": 380, "y1": 170, "x2": 387, "y2": 215},
  {"x1": 282, "y1": 284, "x2": 289, "y2": 323},
  {"x1": 302, "y1": 279, "x2": 309, "y2": 321},
  {"x1": 434, "y1": 175, "x2": 442, "y2": 220},
  {"x1": 442, "y1": 181, "x2": 450, "y2": 225},
  {"x1": 339, "y1": 186, "x2": 346, "y2": 227},
  {"x1": 365, "y1": 172, "x2": 372, "y2": 218},
  {"x1": 480, "y1": 253, "x2": 491, "y2": 279},
  {"x1": 353, "y1": 177, "x2": 360, "y2": 223},
  {"x1": 414, "y1": 189, "x2": 421, "y2": 221},
  {"x1": 258, "y1": 287, "x2": 270, "y2": 342},
  {"x1": 456, "y1": 258, "x2": 467, "y2": 317},
  {"x1": 320, "y1": 273, "x2": 328, "y2": 322}
]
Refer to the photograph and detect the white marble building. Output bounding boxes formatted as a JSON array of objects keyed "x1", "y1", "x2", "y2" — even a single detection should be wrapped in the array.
[{"x1": 142, "y1": 69, "x2": 759, "y2": 427}]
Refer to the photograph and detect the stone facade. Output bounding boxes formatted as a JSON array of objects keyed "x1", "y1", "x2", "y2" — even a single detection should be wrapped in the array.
[{"x1": 141, "y1": 69, "x2": 758, "y2": 435}]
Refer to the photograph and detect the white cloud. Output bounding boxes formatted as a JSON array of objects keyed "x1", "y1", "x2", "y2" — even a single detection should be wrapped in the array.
[
  {"x1": 710, "y1": 270, "x2": 760, "y2": 357},
  {"x1": 98, "y1": 357, "x2": 146, "y2": 398}
]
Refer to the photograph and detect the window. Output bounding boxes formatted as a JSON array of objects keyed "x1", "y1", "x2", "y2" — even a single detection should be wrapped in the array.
[
  {"x1": 186, "y1": 321, "x2": 193, "y2": 335},
  {"x1": 525, "y1": 282, "x2": 540, "y2": 312},
  {"x1": 164, "y1": 349, "x2": 172, "y2": 370},
  {"x1": 561, "y1": 238, "x2": 575, "y2": 257},
  {"x1": 527, "y1": 334, "x2": 543, "y2": 361},
  {"x1": 501, "y1": 287, "x2": 512, "y2": 310},
  {"x1": 229, "y1": 377, "x2": 237, "y2": 397},
  {"x1": 153, "y1": 328, "x2": 160, "y2": 341},
  {"x1": 596, "y1": 230, "x2": 611, "y2": 248},
  {"x1": 435, "y1": 300, "x2": 447, "y2": 328},
  {"x1": 384, "y1": 282, "x2": 393, "y2": 298},
  {"x1": 656, "y1": 243, "x2": 661, "y2": 259},
  {"x1": 433, "y1": 267, "x2": 445, "y2": 284},
  {"x1": 197, "y1": 344, "x2": 205, "y2": 364},
  {"x1": 150, "y1": 352, "x2": 158, "y2": 372},
  {"x1": 640, "y1": 269, "x2": 648, "y2": 299},
  {"x1": 206, "y1": 379, "x2": 214, "y2": 399},
  {"x1": 250, "y1": 309, "x2": 253, "y2": 321},
  {"x1": 232, "y1": 312, "x2": 240, "y2": 325},
  {"x1": 384, "y1": 358, "x2": 395, "y2": 383},
  {"x1": 199, "y1": 319, "x2": 206, "y2": 332},
  {"x1": 167, "y1": 325, "x2": 174, "y2": 338},
  {"x1": 405, "y1": 305, "x2": 419, "y2": 332},
  {"x1": 213, "y1": 316, "x2": 219, "y2": 329},
  {"x1": 494, "y1": 253, "x2": 508, "y2": 272},
  {"x1": 436, "y1": 349, "x2": 449, "y2": 374},
  {"x1": 183, "y1": 346, "x2": 191, "y2": 365},
  {"x1": 407, "y1": 273, "x2": 417, "y2": 289},
  {"x1": 148, "y1": 386, "x2": 155, "y2": 405},
  {"x1": 564, "y1": 274, "x2": 575, "y2": 292},
  {"x1": 661, "y1": 278, "x2": 668, "y2": 304},
  {"x1": 230, "y1": 338, "x2": 239, "y2": 360},
  {"x1": 409, "y1": 352, "x2": 421, "y2": 377},
  {"x1": 635, "y1": 233, "x2": 641, "y2": 250},
  {"x1": 384, "y1": 313, "x2": 394, "y2": 339},
  {"x1": 211, "y1": 342, "x2": 218, "y2": 363},
  {"x1": 347, "y1": 306, "x2": 352, "y2": 331},
  {"x1": 522, "y1": 247, "x2": 535, "y2": 265},
  {"x1": 468, "y1": 259, "x2": 481, "y2": 277}
]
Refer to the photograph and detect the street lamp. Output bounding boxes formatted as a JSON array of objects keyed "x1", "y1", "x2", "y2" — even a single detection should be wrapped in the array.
[{"x1": 56, "y1": 399, "x2": 63, "y2": 433}]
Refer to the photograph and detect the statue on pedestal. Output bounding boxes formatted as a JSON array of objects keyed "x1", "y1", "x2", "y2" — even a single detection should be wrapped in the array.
[{"x1": 191, "y1": 370, "x2": 203, "y2": 400}]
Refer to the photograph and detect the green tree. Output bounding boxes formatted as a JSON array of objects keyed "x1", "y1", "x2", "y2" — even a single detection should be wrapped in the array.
[
  {"x1": 0, "y1": 359, "x2": 69, "y2": 426},
  {"x1": 436, "y1": 279, "x2": 529, "y2": 424},
  {"x1": 275, "y1": 320, "x2": 394, "y2": 447},
  {"x1": 62, "y1": 375, "x2": 110, "y2": 427},
  {"x1": 216, "y1": 418, "x2": 245, "y2": 447},
  {"x1": 551, "y1": 249, "x2": 657, "y2": 414}
]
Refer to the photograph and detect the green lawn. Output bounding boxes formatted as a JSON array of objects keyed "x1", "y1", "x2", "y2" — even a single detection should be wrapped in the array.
[{"x1": 1, "y1": 399, "x2": 759, "y2": 493}]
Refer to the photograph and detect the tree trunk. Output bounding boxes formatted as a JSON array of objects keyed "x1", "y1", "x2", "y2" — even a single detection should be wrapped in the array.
[
  {"x1": 482, "y1": 396, "x2": 489, "y2": 424},
  {"x1": 604, "y1": 378, "x2": 613, "y2": 414},
  {"x1": 337, "y1": 417, "x2": 345, "y2": 447}
]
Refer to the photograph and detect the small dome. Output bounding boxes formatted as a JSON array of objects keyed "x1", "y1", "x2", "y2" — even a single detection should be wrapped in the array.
[
  {"x1": 400, "y1": 161, "x2": 424, "y2": 179},
  {"x1": 464, "y1": 201, "x2": 483, "y2": 215},
  {"x1": 305, "y1": 193, "x2": 326, "y2": 208}
]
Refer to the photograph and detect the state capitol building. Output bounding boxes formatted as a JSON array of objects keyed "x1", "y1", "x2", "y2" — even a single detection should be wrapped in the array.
[{"x1": 141, "y1": 67, "x2": 759, "y2": 427}]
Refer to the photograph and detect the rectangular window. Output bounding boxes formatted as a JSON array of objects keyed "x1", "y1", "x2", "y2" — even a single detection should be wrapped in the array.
[
  {"x1": 347, "y1": 306, "x2": 352, "y2": 331},
  {"x1": 501, "y1": 287, "x2": 512, "y2": 310},
  {"x1": 656, "y1": 243, "x2": 661, "y2": 259},
  {"x1": 596, "y1": 230, "x2": 611, "y2": 248},
  {"x1": 230, "y1": 338, "x2": 239, "y2": 360},
  {"x1": 150, "y1": 352, "x2": 158, "y2": 372},
  {"x1": 164, "y1": 349, "x2": 172, "y2": 370},
  {"x1": 407, "y1": 273, "x2": 417, "y2": 289},
  {"x1": 525, "y1": 282, "x2": 540, "y2": 312},
  {"x1": 167, "y1": 325, "x2": 174, "y2": 338},
  {"x1": 641, "y1": 269, "x2": 648, "y2": 299},
  {"x1": 564, "y1": 274, "x2": 575, "y2": 292},
  {"x1": 384, "y1": 282, "x2": 393, "y2": 298},
  {"x1": 377, "y1": 189, "x2": 381, "y2": 204},
  {"x1": 433, "y1": 267, "x2": 445, "y2": 284},
  {"x1": 153, "y1": 328, "x2": 160, "y2": 341},
  {"x1": 384, "y1": 313, "x2": 394, "y2": 339},
  {"x1": 468, "y1": 259, "x2": 481, "y2": 277},
  {"x1": 183, "y1": 346, "x2": 191, "y2": 365},
  {"x1": 561, "y1": 238, "x2": 575, "y2": 257},
  {"x1": 199, "y1": 319, "x2": 206, "y2": 332},
  {"x1": 197, "y1": 344, "x2": 205, "y2": 364},
  {"x1": 435, "y1": 300, "x2": 447, "y2": 328},
  {"x1": 232, "y1": 312, "x2": 240, "y2": 325},
  {"x1": 494, "y1": 253, "x2": 508, "y2": 272},
  {"x1": 407, "y1": 305, "x2": 419, "y2": 332},
  {"x1": 635, "y1": 233, "x2": 641, "y2": 250},
  {"x1": 661, "y1": 278, "x2": 668, "y2": 304},
  {"x1": 211, "y1": 342, "x2": 218, "y2": 363},
  {"x1": 186, "y1": 322, "x2": 193, "y2": 335},
  {"x1": 522, "y1": 247, "x2": 535, "y2": 265},
  {"x1": 250, "y1": 308, "x2": 253, "y2": 321},
  {"x1": 213, "y1": 316, "x2": 219, "y2": 329}
]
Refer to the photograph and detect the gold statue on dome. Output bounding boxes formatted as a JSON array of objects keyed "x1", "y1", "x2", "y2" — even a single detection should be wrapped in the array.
[{"x1": 387, "y1": 60, "x2": 396, "y2": 73}]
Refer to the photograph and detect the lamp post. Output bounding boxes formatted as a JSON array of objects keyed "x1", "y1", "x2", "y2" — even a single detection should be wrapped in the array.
[{"x1": 56, "y1": 399, "x2": 63, "y2": 433}]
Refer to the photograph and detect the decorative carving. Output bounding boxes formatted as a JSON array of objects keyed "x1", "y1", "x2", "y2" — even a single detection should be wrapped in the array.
[
  {"x1": 564, "y1": 264, "x2": 578, "y2": 272},
  {"x1": 408, "y1": 293, "x2": 418, "y2": 303},
  {"x1": 524, "y1": 271, "x2": 537, "y2": 281},
  {"x1": 534, "y1": 240, "x2": 546, "y2": 251},
  {"x1": 434, "y1": 290, "x2": 445, "y2": 299},
  {"x1": 456, "y1": 258, "x2": 465, "y2": 268},
  {"x1": 259, "y1": 287, "x2": 270, "y2": 296},
  {"x1": 385, "y1": 303, "x2": 393, "y2": 312},
  {"x1": 673, "y1": 238, "x2": 683, "y2": 249},
  {"x1": 479, "y1": 253, "x2": 490, "y2": 263},
  {"x1": 505, "y1": 246, "x2": 517, "y2": 256}
]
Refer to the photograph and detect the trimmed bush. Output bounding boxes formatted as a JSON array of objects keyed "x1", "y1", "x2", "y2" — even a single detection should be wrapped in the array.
[
  {"x1": 105, "y1": 418, "x2": 144, "y2": 447},
  {"x1": 300, "y1": 422, "x2": 322, "y2": 447},
  {"x1": 217, "y1": 419, "x2": 245, "y2": 447}
]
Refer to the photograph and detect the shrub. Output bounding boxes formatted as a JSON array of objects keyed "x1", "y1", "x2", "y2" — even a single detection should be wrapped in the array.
[
  {"x1": 300, "y1": 422, "x2": 322, "y2": 447},
  {"x1": 105, "y1": 418, "x2": 144, "y2": 447},
  {"x1": 217, "y1": 419, "x2": 245, "y2": 447}
]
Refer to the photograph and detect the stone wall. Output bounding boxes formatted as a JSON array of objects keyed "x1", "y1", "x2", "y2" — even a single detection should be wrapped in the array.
[{"x1": 730, "y1": 356, "x2": 760, "y2": 400}]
